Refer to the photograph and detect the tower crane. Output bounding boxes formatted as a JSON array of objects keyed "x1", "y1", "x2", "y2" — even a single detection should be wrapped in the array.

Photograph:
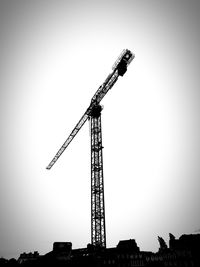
[{"x1": 46, "y1": 49, "x2": 135, "y2": 248}]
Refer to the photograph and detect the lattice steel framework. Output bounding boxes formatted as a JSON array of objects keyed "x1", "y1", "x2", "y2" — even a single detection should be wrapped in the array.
[
  {"x1": 46, "y1": 49, "x2": 135, "y2": 249},
  {"x1": 90, "y1": 105, "x2": 106, "y2": 247}
]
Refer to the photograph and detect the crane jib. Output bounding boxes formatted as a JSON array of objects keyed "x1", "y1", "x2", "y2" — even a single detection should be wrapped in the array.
[{"x1": 46, "y1": 49, "x2": 134, "y2": 169}]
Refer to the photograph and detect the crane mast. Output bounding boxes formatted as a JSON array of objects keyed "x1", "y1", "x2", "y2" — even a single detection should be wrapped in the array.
[
  {"x1": 90, "y1": 105, "x2": 106, "y2": 247},
  {"x1": 46, "y1": 49, "x2": 135, "y2": 248}
]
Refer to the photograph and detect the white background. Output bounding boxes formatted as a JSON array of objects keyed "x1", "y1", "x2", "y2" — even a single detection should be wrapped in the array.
[{"x1": 0, "y1": 0, "x2": 200, "y2": 259}]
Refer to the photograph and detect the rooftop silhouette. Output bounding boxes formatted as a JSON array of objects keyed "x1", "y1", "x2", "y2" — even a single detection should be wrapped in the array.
[{"x1": 1, "y1": 233, "x2": 200, "y2": 267}]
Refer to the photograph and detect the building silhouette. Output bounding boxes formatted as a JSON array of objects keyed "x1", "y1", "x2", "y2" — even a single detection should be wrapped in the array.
[{"x1": 15, "y1": 233, "x2": 200, "y2": 267}]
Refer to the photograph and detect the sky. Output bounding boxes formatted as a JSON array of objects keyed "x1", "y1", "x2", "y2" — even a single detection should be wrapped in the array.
[{"x1": 0, "y1": 0, "x2": 200, "y2": 260}]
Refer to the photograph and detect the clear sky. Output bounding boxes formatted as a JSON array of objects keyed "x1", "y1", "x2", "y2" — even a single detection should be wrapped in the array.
[{"x1": 0, "y1": 0, "x2": 200, "y2": 260}]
